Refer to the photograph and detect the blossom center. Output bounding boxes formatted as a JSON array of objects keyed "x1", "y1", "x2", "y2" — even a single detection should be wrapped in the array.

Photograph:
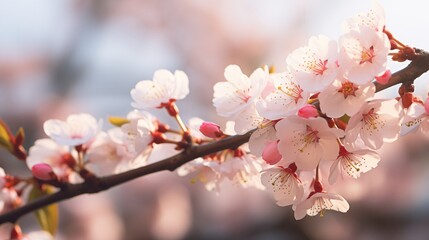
[
  {"x1": 337, "y1": 81, "x2": 359, "y2": 98},
  {"x1": 298, "y1": 125, "x2": 320, "y2": 153},
  {"x1": 359, "y1": 46, "x2": 375, "y2": 64},
  {"x1": 277, "y1": 82, "x2": 304, "y2": 103},
  {"x1": 308, "y1": 59, "x2": 328, "y2": 75},
  {"x1": 362, "y1": 108, "x2": 384, "y2": 130}
]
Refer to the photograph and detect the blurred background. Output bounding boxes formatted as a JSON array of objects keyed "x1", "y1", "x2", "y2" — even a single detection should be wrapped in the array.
[{"x1": 0, "y1": 0, "x2": 429, "y2": 239}]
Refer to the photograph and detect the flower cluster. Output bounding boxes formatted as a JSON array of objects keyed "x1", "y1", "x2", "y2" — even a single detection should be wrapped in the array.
[
  {"x1": 0, "y1": 1, "x2": 427, "y2": 237},
  {"x1": 209, "y1": 1, "x2": 420, "y2": 219}
]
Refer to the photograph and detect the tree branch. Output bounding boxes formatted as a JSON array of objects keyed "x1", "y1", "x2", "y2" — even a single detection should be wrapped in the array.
[{"x1": 1, "y1": 48, "x2": 429, "y2": 225}]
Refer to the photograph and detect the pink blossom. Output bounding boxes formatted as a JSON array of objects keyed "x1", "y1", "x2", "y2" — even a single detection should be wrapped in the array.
[
  {"x1": 294, "y1": 191, "x2": 349, "y2": 220},
  {"x1": 286, "y1": 35, "x2": 339, "y2": 93},
  {"x1": 276, "y1": 116, "x2": 344, "y2": 171},
  {"x1": 318, "y1": 78, "x2": 375, "y2": 118},
  {"x1": 375, "y1": 70, "x2": 391, "y2": 85},
  {"x1": 131, "y1": 69, "x2": 189, "y2": 109},
  {"x1": 256, "y1": 71, "x2": 309, "y2": 120},
  {"x1": 27, "y1": 138, "x2": 80, "y2": 183},
  {"x1": 339, "y1": 25, "x2": 390, "y2": 85},
  {"x1": 262, "y1": 141, "x2": 282, "y2": 165},
  {"x1": 261, "y1": 165, "x2": 303, "y2": 206},
  {"x1": 43, "y1": 113, "x2": 99, "y2": 146},
  {"x1": 297, "y1": 104, "x2": 319, "y2": 118},
  {"x1": 31, "y1": 163, "x2": 56, "y2": 181},
  {"x1": 328, "y1": 145, "x2": 380, "y2": 184},
  {"x1": 199, "y1": 122, "x2": 223, "y2": 138},
  {"x1": 345, "y1": 99, "x2": 402, "y2": 149}
]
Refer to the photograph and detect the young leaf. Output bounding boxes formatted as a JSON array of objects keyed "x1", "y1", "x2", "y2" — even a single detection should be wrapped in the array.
[
  {"x1": 29, "y1": 186, "x2": 59, "y2": 235},
  {"x1": 108, "y1": 116, "x2": 129, "y2": 127},
  {"x1": 0, "y1": 119, "x2": 13, "y2": 152}
]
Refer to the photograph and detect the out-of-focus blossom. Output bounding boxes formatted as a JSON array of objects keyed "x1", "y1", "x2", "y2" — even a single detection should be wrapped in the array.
[
  {"x1": 131, "y1": 69, "x2": 189, "y2": 109},
  {"x1": 31, "y1": 163, "x2": 56, "y2": 181},
  {"x1": 121, "y1": 111, "x2": 158, "y2": 156},
  {"x1": 43, "y1": 113, "x2": 99, "y2": 146},
  {"x1": 342, "y1": 0, "x2": 386, "y2": 32},
  {"x1": 27, "y1": 138, "x2": 80, "y2": 183}
]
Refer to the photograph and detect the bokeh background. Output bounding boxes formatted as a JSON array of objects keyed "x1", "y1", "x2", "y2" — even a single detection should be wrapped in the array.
[{"x1": 1, "y1": 0, "x2": 429, "y2": 239}]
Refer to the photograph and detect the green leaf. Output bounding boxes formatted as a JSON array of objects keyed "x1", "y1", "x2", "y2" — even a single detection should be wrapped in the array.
[
  {"x1": 29, "y1": 186, "x2": 59, "y2": 235},
  {"x1": 108, "y1": 116, "x2": 129, "y2": 127},
  {"x1": 0, "y1": 120, "x2": 13, "y2": 151}
]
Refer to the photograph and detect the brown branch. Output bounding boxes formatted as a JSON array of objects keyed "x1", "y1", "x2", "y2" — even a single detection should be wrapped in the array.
[
  {"x1": 0, "y1": 129, "x2": 255, "y2": 224},
  {"x1": 1, "y1": 48, "x2": 429, "y2": 225}
]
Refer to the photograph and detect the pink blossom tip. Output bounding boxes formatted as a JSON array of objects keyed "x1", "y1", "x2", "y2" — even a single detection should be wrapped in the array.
[
  {"x1": 262, "y1": 141, "x2": 282, "y2": 165},
  {"x1": 375, "y1": 70, "x2": 391, "y2": 85},
  {"x1": 298, "y1": 105, "x2": 319, "y2": 118},
  {"x1": 199, "y1": 122, "x2": 224, "y2": 138},
  {"x1": 31, "y1": 163, "x2": 56, "y2": 181}
]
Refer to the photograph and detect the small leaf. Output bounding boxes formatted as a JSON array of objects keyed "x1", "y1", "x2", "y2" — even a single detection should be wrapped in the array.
[
  {"x1": 29, "y1": 186, "x2": 59, "y2": 235},
  {"x1": 0, "y1": 119, "x2": 13, "y2": 151},
  {"x1": 14, "y1": 127, "x2": 25, "y2": 146},
  {"x1": 108, "y1": 116, "x2": 129, "y2": 127}
]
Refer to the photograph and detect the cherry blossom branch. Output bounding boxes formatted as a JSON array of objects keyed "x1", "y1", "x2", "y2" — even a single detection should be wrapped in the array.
[
  {"x1": 0, "y1": 129, "x2": 255, "y2": 224},
  {"x1": 1, "y1": 48, "x2": 429, "y2": 225}
]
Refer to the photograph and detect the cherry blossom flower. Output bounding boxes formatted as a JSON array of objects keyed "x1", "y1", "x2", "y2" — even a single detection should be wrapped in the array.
[
  {"x1": 248, "y1": 122, "x2": 277, "y2": 156},
  {"x1": 213, "y1": 65, "x2": 267, "y2": 118},
  {"x1": 342, "y1": 0, "x2": 386, "y2": 33},
  {"x1": 121, "y1": 110, "x2": 158, "y2": 156},
  {"x1": 276, "y1": 116, "x2": 344, "y2": 171},
  {"x1": 328, "y1": 145, "x2": 380, "y2": 184},
  {"x1": 345, "y1": 99, "x2": 402, "y2": 150},
  {"x1": 131, "y1": 69, "x2": 189, "y2": 109},
  {"x1": 256, "y1": 71, "x2": 308, "y2": 120},
  {"x1": 86, "y1": 130, "x2": 144, "y2": 176},
  {"x1": 339, "y1": 25, "x2": 390, "y2": 85},
  {"x1": 286, "y1": 35, "x2": 339, "y2": 93},
  {"x1": 319, "y1": 78, "x2": 376, "y2": 118},
  {"x1": 401, "y1": 98, "x2": 429, "y2": 135},
  {"x1": 27, "y1": 138, "x2": 80, "y2": 183},
  {"x1": 43, "y1": 113, "x2": 99, "y2": 146},
  {"x1": 261, "y1": 164, "x2": 304, "y2": 206},
  {"x1": 177, "y1": 157, "x2": 221, "y2": 192},
  {"x1": 294, "y1": 191, "x2": 350, "y2": 220}
]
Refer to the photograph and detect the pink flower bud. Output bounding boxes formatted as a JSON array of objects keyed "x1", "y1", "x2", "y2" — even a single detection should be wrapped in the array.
[
  {"x1": 199, "y1": 122, "x2": 223, "y2": 138},
  {"x1": 262, "y1": 141, "x2": 282, "y2": 165},
  {"x1": 298, "y1": 105, "x2": 318, "y2": 118},
  {"x1": 375, "y1": 70, "x2": 391, "y2": 85},
  {"x1": 31, "y1": 163, "x2": 56, "y2": 181},
  {"x1": 425, "y1": 97, "x2": 429, "y2": 114}
]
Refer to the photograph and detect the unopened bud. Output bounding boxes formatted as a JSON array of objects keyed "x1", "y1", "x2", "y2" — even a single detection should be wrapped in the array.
[
  {"x1": 375, "y1": 70, "x2": 391, "y2": 85},
  {"x1": 298, "y1": 105, "x2": 318, "y2": 118},
  {"x1": 31, "y1": 163, "x2": 56, "y2": 181},
  {"x1": 262, "y1": 141, "x2": 282, "y2": 165},
  {"x1": 199, "y1": 122, "x2": 223, "y2": 138}
]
